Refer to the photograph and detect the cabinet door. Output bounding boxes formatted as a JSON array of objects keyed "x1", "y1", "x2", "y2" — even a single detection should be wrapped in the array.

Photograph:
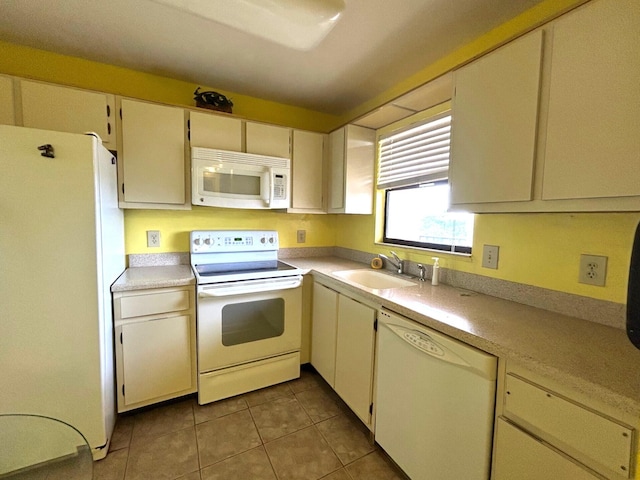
[
  {"x1": 542, "y1": 0, "x2": 640, "y2": 200},
  {"x1": 328, "y1": 125, "x2": 375, "y2": 214},
  {"x1": 328, "y1": 127, "x2": 346, "y2": 212},
  {"x1": 0, "y1": 75, "x2": 15, "y2": 125},
  {"x1": 119, "y1": 98, "x2": 186, "y2": 205},
  {"x1": 121, "y1": 315, "x2": 193, "y2": 406},
  {"x1": 291, "y1": 130, "x2": 325, "y2": 211},
  {"x1": 311, "y1": 282, "x2": 338, "y2": 386},
  {"x1": 20, "y1": 80, "x2": 115, "y2": 144},
  {"x1": 493, "y1": 418, "x2": 599, "y2": 480},
  {"x1": 189, "y1": 111, "x2": 242, "y2": 151},
  {"x1": 343, "y1": 125, "x2": 375, "y2": 214},
  {"x1": 246, "y1": 121, "x2": 291, "y2": 158},
  {"x1": 334, "y1": 295, "x2": 376, "y2": 425},
  {"x1": 450, "y1": 30, "x2": 543, "y2": 204}
]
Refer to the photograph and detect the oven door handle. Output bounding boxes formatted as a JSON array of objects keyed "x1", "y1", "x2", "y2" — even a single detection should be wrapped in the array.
[{"x1": 198, "y1": 275, "x2": 303, "y2": 297}]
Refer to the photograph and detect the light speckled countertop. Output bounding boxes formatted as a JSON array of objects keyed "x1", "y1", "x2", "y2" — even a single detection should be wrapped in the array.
[
  {"x1": 109, "y1": 257, "x2": 640, "y2": 420},
  {"x1": 111, "y1": 265, "x2": 195, "y2": 292},
  {"x1": 290, "y1": 257, "x2": 640, "y2": 420}
]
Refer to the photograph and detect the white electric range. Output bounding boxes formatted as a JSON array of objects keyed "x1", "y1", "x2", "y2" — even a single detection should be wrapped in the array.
[{"x1": 190, "y1": 230, "x2": 305, "y2": 404}]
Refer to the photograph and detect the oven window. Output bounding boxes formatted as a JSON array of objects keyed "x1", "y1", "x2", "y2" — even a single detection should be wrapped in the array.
[
  {"x1": 203, "y1": 171, "x2": 260, "y2": 196},
  {"x1": 221, "y1": 299, "x2": 285, "y2": 346}
]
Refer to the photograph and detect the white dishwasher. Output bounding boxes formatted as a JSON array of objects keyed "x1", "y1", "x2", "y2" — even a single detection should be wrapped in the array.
[{"x1": 375, "y1": 309, "x2": 497, "y2": 480}]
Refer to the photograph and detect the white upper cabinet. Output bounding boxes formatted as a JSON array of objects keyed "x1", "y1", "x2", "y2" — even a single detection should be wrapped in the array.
[
  {"x1": 117, "y1": 98, "x2": 188, "y2": 208},
  {"x1": 449, "y1": 0, "x2": 640, "y2": 212},
  {"x1": 19, "y1": 80, "x2": 115, "y2": 145},
  {"x1": 541, "y1": 0, "x2": 640, "y2": 201},
  {"x1": 328, "y1": 124, "x2": 375, "y2": 214},
  {"x1": 189, "y1": 112, "x2": 291, "y2": 158},
  {"x1": 290, "y1": 129, "x2": 326, "y2": 213},
  {"x1": 449, "y1": 30, "x2": 543, "y2": 205},
  {"x1": 189, "y1": 111, "x2": 242, "y2": 151},
  {"x1": 246, "y1": 121, "x2": 291, "y2": 158},
  {"x1": 0, "y1": 75, "x2": 15, "y2": 125}
]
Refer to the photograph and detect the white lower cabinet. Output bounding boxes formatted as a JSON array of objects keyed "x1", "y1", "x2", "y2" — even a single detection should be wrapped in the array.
[
  {"x1": 311, "y1": 282, "x2": 338, "y2": 386},
  {"x1": 334, "y1": 294, "x2": 376, "y2": 425},
  {"x1": 493, "y1": 418, "x2": 599, "y2": 480},
  {"x1": 310, "y1": 279, "x2": 377, "y2": 428},
  {"x1": 494, "y1": 365, "x2": 635, "y2": 480},
  {"x1": 113, "y1": 286, "x2": 197, "y2": 412}
]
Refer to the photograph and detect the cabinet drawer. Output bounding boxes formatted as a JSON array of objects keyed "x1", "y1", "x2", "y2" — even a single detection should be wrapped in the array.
[
  {"x1": 504, "y1": 374, "x2": 633, "y2": 477},
  {"x1": 118, "y1": 290, "x2": 190, "y2": 319},
  {"x1": 494, "y1": 417, "x2": 599, "y2": 480}
]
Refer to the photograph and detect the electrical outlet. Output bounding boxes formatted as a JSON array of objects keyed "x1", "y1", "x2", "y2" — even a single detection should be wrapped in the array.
[
  {"x1": 482, "y1": 245, "x2": 499, "y2": 269},
  {"x1": 579, "y1": 254, "x2": 607, "y2": 286},
  {"x1": 147, "y1": 230, "x2": 160, "y2": 248},
  {"x1": 297, "y1": 229, "x2": 306, "y2": 244}
]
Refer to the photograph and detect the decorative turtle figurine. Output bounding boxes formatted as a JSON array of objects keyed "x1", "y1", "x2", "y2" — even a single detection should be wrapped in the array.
[{"x1": 194, "y1": 87, "x2": 233, "y2": 113}]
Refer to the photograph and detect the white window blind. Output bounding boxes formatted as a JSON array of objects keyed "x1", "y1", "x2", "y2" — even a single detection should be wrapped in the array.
[{"x1": 377, "y1": 113, "x2": 451, "y2": 190}]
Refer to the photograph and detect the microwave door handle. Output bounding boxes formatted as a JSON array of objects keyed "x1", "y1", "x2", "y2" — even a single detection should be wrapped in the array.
[
  {"x1": 267, "y1": 167, "x2": 274, "y2": 206},
  {"x1": 261, "y1": 168, "x2": 272, "y2": 206}
]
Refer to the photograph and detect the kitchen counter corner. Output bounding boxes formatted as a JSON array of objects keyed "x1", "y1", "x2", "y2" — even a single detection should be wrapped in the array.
[{"x1": 111, "y1": 265, "x2": 195, "y2": 292}]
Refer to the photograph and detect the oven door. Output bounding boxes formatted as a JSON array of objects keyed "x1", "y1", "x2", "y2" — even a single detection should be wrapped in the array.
[{"x1": 197, "y1": 276, "x2": 302, "y2": 373}]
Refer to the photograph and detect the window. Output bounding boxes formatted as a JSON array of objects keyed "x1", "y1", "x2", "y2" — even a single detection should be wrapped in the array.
[{"x1": 378, "y1": 113, "x2": 474, "y2": 254}]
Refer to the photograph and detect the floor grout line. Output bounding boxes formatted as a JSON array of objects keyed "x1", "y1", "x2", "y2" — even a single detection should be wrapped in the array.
[{"x1": 104, "y1": 373, "x2": 405, "y2": 480}]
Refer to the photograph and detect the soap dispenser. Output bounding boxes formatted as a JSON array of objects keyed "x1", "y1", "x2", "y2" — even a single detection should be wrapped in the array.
[{"x1": 431, "y1": 257, "x2": 440, "y2": 286}]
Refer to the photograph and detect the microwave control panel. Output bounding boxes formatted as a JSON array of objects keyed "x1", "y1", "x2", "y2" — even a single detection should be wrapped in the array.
[{"x1": 273, "y1": 174, "x2": 287, "y2": 200}]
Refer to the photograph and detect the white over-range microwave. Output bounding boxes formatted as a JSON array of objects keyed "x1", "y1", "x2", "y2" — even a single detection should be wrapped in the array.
[{"x1": 191, "y1": 147, "x2": 290, "y2": 209}]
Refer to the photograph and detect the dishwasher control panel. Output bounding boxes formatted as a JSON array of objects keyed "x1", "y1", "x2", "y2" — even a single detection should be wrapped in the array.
[{"x1": 403, "y1": 331, "x2": 444, "y2": 356}]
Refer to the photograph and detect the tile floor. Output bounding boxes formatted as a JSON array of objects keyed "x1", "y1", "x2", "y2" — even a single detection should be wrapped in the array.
[{"x1": 93, "y1": 368, "x2": 408, "y2": 480}]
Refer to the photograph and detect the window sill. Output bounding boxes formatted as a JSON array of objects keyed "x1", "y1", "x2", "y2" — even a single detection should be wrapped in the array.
[{"x1": 375, "y1": 241, "x2": 473, "y2": 259}]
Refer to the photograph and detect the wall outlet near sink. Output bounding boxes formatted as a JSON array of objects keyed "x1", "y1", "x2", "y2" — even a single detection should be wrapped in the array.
[
  {"x1": 579, "y1": 254, "x2": 607, "y2": 286},
  {"x1": 297, "y1": 229, "x2": 306, "y2": 244}
]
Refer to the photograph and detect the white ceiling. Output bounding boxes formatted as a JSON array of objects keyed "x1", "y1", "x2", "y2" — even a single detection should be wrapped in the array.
[{"x1": 0, "y1": 0, "x2": 544, "y2": 115}]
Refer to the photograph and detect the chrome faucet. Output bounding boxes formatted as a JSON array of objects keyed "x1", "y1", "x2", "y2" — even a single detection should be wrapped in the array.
[
  {"x1": 417, "y1": 264, "x2": 426, "y2": 282},
  {"x1": 379, "y1": 251, "x2": 404, "y2": 274}
]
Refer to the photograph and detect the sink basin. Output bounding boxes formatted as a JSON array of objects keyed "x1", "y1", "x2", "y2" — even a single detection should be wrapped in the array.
[{"x1": 332, "y1": 269, "x2": 415, "y2": 289}]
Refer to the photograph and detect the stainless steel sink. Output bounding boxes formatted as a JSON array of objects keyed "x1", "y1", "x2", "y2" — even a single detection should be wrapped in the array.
[{"x1": 332, "y1": 269, "x2": 414, "y2": 289}]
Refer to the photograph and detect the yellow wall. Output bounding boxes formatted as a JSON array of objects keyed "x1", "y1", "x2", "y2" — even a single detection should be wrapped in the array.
[
  {"x1": 0, "y1": 41, "x2": 339, "y2": 132},
  {"x1": 333, "y1": 0, "x2": 639, "y2": 306},
  {"x1": 125, "y1": 208, "x2": 337, "y2": 252},
  {"x1": 336, "y1": 0, "x2": 588, "y2": 126},
  {"x1": 339, "y1": 211, "x2": 640, "y2": 304},
  {"x1": 2, "y1": 0, "x2": 638, "y2": 306},
  {"x1": 0, "y1": 40, "x2": 341, "y2": 262}
]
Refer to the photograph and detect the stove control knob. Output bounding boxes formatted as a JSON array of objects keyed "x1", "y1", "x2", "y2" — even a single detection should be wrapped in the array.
[
  {"x1": 204, "y1": 237, "x2": 211, "y2": 245},
  {"x1": 268, "y1": 237, "x2": 274, "y2": 244},
  {"x1": 193, "y1": 237, "x2": 201, "y2": 246},
  {"x1": 261, "y1": 237, "x2": 266, "y2": 244}
]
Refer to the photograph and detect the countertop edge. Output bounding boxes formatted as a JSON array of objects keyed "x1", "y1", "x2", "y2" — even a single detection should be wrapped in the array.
[
  {"x1": 300, "y1": 258, "x2": 640, "y2": 421},
  {"x1": 111, "y1": 265, "x2": 195, "y2": 292}
]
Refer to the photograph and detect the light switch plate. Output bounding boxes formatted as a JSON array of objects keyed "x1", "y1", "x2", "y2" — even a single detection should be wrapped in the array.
[{"x1": 482, "y1": 245, "x2": 499, "y2": 269}]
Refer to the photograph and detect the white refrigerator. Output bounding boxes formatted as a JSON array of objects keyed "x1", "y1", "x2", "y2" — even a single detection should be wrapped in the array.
[{"x1": 0, "y1": 125, "x2": 124, "y2": 460}]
